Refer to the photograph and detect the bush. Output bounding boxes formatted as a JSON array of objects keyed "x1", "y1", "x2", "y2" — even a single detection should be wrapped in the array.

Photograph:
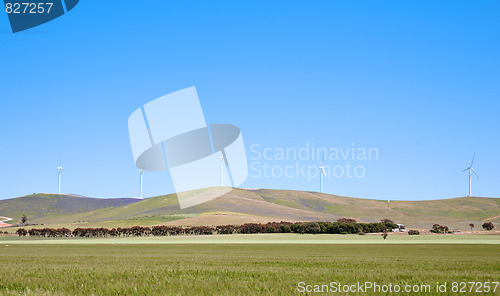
[
  {"x1": 430, "y1": 224, "x2": 449, "y2": 234},
  {"x1": 290, "y1": 223, "x2": 301, "y2": 233},
  {"x1": 215, "y1": 225, "x2": 235, "y2": 235},
  {"x1": 279, "y1": 225, "x2": 291, "y2": 233},
  {"x1": 358, "y1": 232, "x2": 365, "y2": 235},
  {"x1": 317, "y1": 221, "x2": 328, "y2": 234},
  {"x1": 482, "y1": 222, "x2": 495, "y2": 231},
  {"x1": 337, "y1": 218, "x2": 356, "y2": 223},
  {"x1": 408, "y1": 230, "x2": 420, "y2": 235},
  {"x1": 16, "y1": 228, "x2": 27, "y2": 237},
  {"x1": 300, "y1": 222, "x2": 321, "y2": 234},
  {"x1": 238, "y1": 223, "x2": 265, "y2": 234},
  {"x1": 340, "y1": 231, "x2": 348, "y2": 235}
]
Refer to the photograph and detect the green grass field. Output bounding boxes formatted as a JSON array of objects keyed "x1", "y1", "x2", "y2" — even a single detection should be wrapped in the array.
[
  {"x1": 1, "y1": 233, "x2": 500, "y2": 245},
  {"x1": 0, "y1": 235, "x2": 499, "y2": 295}
]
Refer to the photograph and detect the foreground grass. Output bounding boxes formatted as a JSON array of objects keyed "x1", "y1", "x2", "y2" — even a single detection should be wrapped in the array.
[
  {"x1": 1, "y1": 233, "x2": 499, "y2": 245},
  {"x1": 0, "y1": 244, "x2": 498, "y2": 295}
]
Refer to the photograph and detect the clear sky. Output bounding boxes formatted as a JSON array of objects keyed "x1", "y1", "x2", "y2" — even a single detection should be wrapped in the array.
[{"x1": 1, "y1": 1, "x2": 499, "y2": 200}]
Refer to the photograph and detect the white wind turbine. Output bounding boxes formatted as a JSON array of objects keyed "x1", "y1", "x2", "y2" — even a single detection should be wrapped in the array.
[
  {"x1": 219, "y1": 154, "x2": 224, "y2": 187},
  {"x1": 139, "y1": 169, "x2": 144, "y2": 199},
  {"x1": 463, "y1": 153, "x2": 479, "y2": 197},
  {"x1": 57, "y1": 165, "x2": 64, "y2": 194},
  {"x1": 319, "y1": 156, "x2": 327, "y2": 193}
]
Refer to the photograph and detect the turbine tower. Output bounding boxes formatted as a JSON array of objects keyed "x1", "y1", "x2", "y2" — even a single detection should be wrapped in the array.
[
  {"x1": 462, "y1": 154, "x2": 479, "y2": 197},
  {"x1": 57, "y1": 165, "x2": 63, "y2": 194},
  {"x1": 219, "y1": 155, "x2": 224, "y2": 187},
  {"x1": 319, "y1": 157, "x2": 327, "y2": 193},
  {"x1": 139, "y1": 169, "x2": 144, "y2": 199}
]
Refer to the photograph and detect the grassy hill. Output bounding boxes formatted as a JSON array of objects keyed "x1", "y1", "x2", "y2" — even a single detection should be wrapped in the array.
[
  {"x1": 0, "y1": 188, "x2": 498, "y2": 230},
  {"x1": 0, "y1": 194, "x2": 140, "y2": 224}
]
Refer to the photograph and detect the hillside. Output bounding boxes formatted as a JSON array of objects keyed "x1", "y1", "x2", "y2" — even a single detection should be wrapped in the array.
[
  {"x1": 0, "y1": 188, "x2": 499, "y2": 230},
  {"x1": 0, "y1": 194, "x2": 140, "y2": 224}
]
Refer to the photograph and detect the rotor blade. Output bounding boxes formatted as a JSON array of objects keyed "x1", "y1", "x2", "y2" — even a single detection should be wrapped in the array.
[
  {"x1": 471, "y1": 168, "x2": 479, "y2": 178},
  {"x1": 322, "y1": 169, "x2": 327, "y2": 177},
  {"x1": 462, "y1": 167, "x2": 470, "y2": 172},
  {"x1": 471, "y1": 153, "x2": 475, "y2": 167}
]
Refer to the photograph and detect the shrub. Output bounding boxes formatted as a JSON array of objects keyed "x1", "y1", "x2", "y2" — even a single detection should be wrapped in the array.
[
  {"x1": 317, "y1": 222, "x2": 328, "y2": 234},
  {"x1": 383, "y1": 222, "x2": 398, "y2": 231},
  {"x1": 16, "y1": 228, "x2": 27, "y2": 237},
  {"x1": 290, "y1": 223, "x2": 302, "y2": 233},
  {"x1": 430, "y1": 224, "x2": 449, "y2": 234},
  {"x1": 238, "y1": 223, "x2": 265, "y2": 234},
  {"x1": 340, "y1": 231, "x2": 348, "y2": 235},
  {"x1": 300, "y1": 222, "x2": 321, "y2": 234},
  {"x1": 482, "y1": 222, "x2": 495, "y2": 231},
  {"x1": 358, "y1": 232, "x2": 365, "y2": 235},
  {"x1": 408, "y1": 230, "x2": 420, "y2": 235},
  {"x1": 279, "y1": 225, "x2": 291, "y2": 233},
  {"x1": 215, "y1": 225, "x2": 235, "y2": 235},
  {"x1": 337, "y1": 218, "x2": 356, "y2": 223}
]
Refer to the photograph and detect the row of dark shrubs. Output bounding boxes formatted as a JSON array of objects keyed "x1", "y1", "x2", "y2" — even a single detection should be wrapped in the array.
[
  {"x1": 429, "y1": 222, "x2": 495, "y2": 234},
  {"x1": 15, "y1": 221, "x2": 398, "y2": 237}
]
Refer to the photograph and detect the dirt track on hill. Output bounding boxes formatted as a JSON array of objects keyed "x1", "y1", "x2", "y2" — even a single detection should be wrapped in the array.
[{"x1": 0, "y1": 216, "x2": 12, "y2": 228}]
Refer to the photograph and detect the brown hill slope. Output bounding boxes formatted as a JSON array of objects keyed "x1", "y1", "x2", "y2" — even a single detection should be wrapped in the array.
[{"x1": 1, "y1": 188, "x2": 498, "y2": 230}]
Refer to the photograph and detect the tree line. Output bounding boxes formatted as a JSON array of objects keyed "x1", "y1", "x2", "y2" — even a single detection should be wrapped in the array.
[{"x1": 15, "y1": 220, "x2": 398, "y2": 237}]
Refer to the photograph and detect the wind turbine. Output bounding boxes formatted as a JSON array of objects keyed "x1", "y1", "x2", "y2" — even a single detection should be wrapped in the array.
[
  {"x1": 463, "y1": 154, "x2": 479, "y2": 197},
  {"x1": 319, "y1": 156, "x2": 327, "y2": 193},
  {"x1": 219, "y1": 155, "x2": 224, "y2": 187},
  {"x1": 139, "y1": 169, "x2": 144, "y2": 199},
  {"x1": 57, "y1": 165, "x2": 63, "y2": 194}
]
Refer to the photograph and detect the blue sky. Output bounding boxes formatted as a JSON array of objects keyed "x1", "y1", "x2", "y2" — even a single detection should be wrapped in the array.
[{"x1": 0, "y1": 0, "x2": 499, "y2": 200}]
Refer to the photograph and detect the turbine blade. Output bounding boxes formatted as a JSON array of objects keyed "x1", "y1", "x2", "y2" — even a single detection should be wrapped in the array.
[
  {"x1": 320, "y1": 167, "x2": 327, "y2": 176},
  {"x1": 471, "y1": 153, "x2": 475, "y2": 167},
  {"x1": 471, "y1": 168, "x2": 479, "y2": 178},
  {"x1": 462, "y1": 167, "x2": 470, "y2": 172}
]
